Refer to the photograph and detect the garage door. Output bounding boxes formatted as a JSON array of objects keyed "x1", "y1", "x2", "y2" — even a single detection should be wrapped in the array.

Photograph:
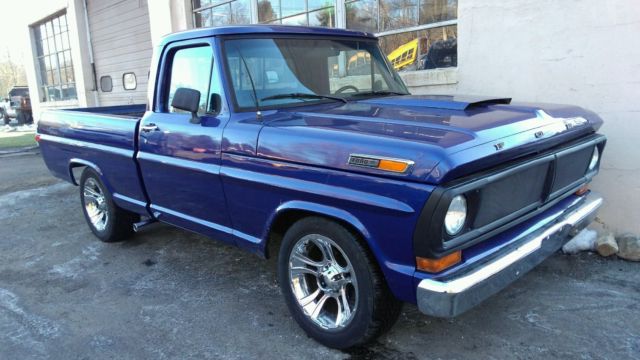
[{"x1": 87, "y1": 0, "x2": 153, "y2": 106}]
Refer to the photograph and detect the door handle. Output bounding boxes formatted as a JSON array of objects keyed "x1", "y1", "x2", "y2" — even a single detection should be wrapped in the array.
[{"x1": 141, "y1": 123, "x2": 159, "y2": 132}]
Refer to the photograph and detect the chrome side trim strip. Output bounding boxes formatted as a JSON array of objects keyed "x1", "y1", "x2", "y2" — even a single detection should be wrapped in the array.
[
  {"x1": 38, "y1": 133, "x2": 132, "y2": 157},
  {"x1": 418, "y1": 195, "x2": 603, "y2": 295}
]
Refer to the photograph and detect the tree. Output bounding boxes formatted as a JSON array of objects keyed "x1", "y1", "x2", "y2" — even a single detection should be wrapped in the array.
[{"x1": 0, "y1": 54, "x2": 28, "y2": 98}]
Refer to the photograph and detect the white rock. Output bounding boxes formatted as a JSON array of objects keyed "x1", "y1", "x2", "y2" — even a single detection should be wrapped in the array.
[
  {"x1": 596, "y1": 233, "x2": 618, "y2": 257},
  {"x1": 617, "y1": 234, "x2": 640, "y2": 261},
  {"x1": 562, "y1": 229, "x2": 597, "y2": 254}
]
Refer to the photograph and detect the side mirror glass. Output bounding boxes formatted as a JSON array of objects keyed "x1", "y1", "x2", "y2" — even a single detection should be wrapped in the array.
[{"x1": 171, "y1": 87, "x2": 201, "y2": 124}]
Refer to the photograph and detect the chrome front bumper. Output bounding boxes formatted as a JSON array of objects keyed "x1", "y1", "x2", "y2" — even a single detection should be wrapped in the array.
[{"x1": 416, "y1": 193, "x2": 603, "y2": 318}]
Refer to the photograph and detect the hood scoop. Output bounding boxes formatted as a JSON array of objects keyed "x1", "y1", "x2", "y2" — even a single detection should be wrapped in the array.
[{"x1": 363, "y1": 95, "x2": 512, "y2": 111}]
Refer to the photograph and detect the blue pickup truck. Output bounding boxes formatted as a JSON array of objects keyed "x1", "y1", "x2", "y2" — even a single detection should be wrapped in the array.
[{"x1": 38, "y1": 25, "x2": 606, "y2": 349}]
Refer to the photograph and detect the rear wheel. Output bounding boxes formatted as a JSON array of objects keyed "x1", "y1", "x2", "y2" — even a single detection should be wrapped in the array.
[
  {"x1": 79, "y1": 168, "x2": 138, "y2": 242},
  {"x1": 278, "y1": 217, "x2": 402, "y2": 349}
]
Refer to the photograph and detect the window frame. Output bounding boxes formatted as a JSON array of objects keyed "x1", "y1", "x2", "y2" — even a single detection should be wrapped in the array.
[
  {"x1": 156, "y1": 39, "x2": 216, "y2": 114},
  {"x1": 100, "y1": 76, "x2": 113, "y2": 92},
  {"x1": 122, "y1": 72, "x2": 137, "y2": 90},
  {"x1": 32, "y1": 11, "x2": 77, "y2": 103}
]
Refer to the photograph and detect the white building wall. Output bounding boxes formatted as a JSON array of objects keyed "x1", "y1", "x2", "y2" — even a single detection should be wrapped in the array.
[
  {"x1": 410, "y1": 0, "x2": 640, "y2": 235},
  {"x1": 86, "y1": 0, "x2": 153, "y2": 106}
]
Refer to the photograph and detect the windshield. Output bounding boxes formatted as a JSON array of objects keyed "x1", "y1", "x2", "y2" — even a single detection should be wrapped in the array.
[{"x1": 223, "y1": 37, "x2": 409, "y2": 110}]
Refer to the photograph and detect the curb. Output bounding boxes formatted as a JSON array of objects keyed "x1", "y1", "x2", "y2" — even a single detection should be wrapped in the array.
[{"x1": 0, "y1": 145, "x2": 39, "y2": 156}]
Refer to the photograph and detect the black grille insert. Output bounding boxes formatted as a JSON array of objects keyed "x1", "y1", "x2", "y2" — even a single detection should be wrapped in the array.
[{"x1": 473, "y1": 162, "x2": 551, "y2": 228}]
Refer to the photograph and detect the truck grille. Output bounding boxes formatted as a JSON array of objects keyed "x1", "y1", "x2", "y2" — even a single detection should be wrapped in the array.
[{"x1": 453, "y1": 140, "x2": 601, "y2": 241}]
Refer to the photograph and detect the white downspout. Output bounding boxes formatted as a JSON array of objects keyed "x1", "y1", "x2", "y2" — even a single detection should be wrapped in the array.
[{"x1": 82, "y1": 0, "x2": 99, "y2": 106}]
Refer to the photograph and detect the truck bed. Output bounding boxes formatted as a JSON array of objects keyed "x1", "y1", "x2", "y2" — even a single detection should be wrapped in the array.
[{"x1": 37, "y1": 104, "x2": 149, "y2": 215}]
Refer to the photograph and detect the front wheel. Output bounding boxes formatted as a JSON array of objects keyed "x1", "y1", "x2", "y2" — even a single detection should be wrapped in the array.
[
  {"x1": 79, "y1": 168, "x2": 139, "y2": 242},
  {"x1": 278, "y1": 217, "x2": 402, "y2": 349}
]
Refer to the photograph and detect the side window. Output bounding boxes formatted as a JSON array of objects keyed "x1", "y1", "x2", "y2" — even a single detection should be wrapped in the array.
[{"x1": 167, "y1": 46, "x2": 213, "y2": 115}]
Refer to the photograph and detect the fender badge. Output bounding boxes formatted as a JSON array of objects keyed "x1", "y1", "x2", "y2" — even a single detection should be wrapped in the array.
[
  {"x1": 534, "y1": 130, "x2": 544, "y2": 138},
  {"x1": 348, "y1": 154, "x2": 414, "y2": 173},
  {"x1": 493, "y1": 142, "x2": 505, "y2": 151}
]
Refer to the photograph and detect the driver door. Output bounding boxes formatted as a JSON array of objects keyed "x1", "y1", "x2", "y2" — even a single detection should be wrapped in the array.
[{"x1": 137, "y1": 39, "x2": 233, "y2": 242}]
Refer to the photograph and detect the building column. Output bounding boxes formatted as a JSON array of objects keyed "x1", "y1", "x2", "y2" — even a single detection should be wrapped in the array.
[{"x1": 148, "y1": 0, "x2": 193, "y2": 48}]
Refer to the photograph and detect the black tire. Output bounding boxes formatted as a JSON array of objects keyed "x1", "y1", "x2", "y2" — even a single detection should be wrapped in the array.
[
  {"x1": 278, "y1": 217, "x2": 402, "y2": 349},
  {"x1": 16, "y1": 112, "x2": 25, "y2": 125},
  {"x1": 79, "y1": 168, "x2": 139, "y2": 242}
]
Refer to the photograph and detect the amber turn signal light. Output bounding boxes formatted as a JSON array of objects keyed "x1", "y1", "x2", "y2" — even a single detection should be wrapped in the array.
[
  {"x1": 377, "y1": 159, "x2": 410, "y2": 173},
  {"x1": 416, "y1": 251, "x2": 462, "y2": 273},
  {"x1": 575, "y1": 184, "x2": 589, "y2": 196}
]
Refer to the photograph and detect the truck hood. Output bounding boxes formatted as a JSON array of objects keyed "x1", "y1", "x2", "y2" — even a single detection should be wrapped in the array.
[{"x1": 256, "y1": 95, "x2": 603, "y2": 184}]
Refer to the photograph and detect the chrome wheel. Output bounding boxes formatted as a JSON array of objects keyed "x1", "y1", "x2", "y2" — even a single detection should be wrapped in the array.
[
  {"x1": 83, "y1": 178, "x2": 108, "y2": 232},
  {"x1": 289, "y1": 234, "x2": 358, "y2": 330}
]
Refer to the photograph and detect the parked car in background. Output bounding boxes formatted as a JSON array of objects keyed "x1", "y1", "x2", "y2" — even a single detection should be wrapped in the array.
[
  {"x1": 3, "y1": 86, "x2": 33, "y2": 125},
  {"x1": 37, "y1": 25, "x2": 606, "y2": 350}
]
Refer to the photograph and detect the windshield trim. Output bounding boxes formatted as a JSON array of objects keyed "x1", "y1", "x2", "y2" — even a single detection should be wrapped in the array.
[{"x1": 219, "y1": 35, "x2": 408, "y2": 113}]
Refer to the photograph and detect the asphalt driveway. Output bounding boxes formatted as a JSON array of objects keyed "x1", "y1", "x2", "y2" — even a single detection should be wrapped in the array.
[{"x1": 1, "y1": 152, "x2": 638, "y2": 359}]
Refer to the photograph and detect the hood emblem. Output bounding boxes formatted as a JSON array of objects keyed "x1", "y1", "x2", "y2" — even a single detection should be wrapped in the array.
[
  {"x1": 534, "y1": 131, "x2": 544, "y2": 138},
  {"x1": 348, "y1": 154, "x2": 414, "y2": 174},
  {"x1": 536, "y1": 110, "x2": 588, "y2": 130},
  {"x1": 493, "y1": 142, "x2": 505, "y2": 151}
]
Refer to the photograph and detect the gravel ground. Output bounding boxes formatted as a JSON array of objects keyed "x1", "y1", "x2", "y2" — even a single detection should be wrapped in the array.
[{"x1": 1, "y1": 153, "x2": 639, "y2": 359}]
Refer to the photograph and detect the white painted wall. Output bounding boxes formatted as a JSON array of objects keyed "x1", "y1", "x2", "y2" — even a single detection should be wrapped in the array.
[{"x1": 410, "y1": 0, "x2": 640, "y2": 235}]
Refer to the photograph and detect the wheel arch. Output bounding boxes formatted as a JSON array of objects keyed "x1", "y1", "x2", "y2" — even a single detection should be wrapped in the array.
[
  {"x1": 68, "y1": 159, "x2": 107, "y2": 188},
  {"x1": 264, "y1": 201, "x2": 372, "y2": 259}
]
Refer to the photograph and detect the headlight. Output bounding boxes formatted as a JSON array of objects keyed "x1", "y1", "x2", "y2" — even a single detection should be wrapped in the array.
[
  {"x1": 588, "y1": 147, "x2": 600, "y2": 171},
  {"x1": 444, "y1": 195, "x2": 467, "y2": 236}
]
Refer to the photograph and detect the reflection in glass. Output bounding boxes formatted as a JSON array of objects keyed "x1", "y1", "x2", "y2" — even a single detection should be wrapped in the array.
[
  {"x1": 308, "y1": 8, "x2": 335, "y2": 27},
  {"x1": 281, "y1": 13, "x2": 307, "y2": 26},
  {"x1": 281, "y1": 1, "x2": 306, "y2": 17},
  {"x1": 223, "y1": 37, "x2": 407, "y2": 109},
  {"x1": 258, "y1": 0, "x2": 279, "y2": 22},
  {"x1": 33, "y1": 12, "x2": 76, "y2": 102},
  {"x1": 380, "y1": 0, "x2": 418, "y2": 32},
  {"x1": 419, "y1": 0, "x2": 457, "y2": 24},
  {"x1": 194, "y1": 0, "x2": 251, "y2": 27},
  {"x1": 168, "y1": 46, "x2": 213, "y2": 114},
  {"x1": 345, "y1": 0, "x2": 378, "y2": 33},
  {"x1": 231, "y1": 0, "x2": 251, "y2": 24},
  {"x1": 381, "y1": 24, "x2": 457, "y2": 71}
]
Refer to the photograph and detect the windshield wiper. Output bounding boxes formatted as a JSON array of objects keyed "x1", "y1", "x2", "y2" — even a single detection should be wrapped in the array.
[{"x1": 260, "y1": 93, "x2": 348, "y2": 104}]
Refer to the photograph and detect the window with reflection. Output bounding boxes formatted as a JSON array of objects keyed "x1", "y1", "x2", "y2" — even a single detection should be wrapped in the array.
[
  {"x1": 346, "y1": 0, "x2": 457, "y2": 71},
  {"x1": 32, "y1": 12, "x2": 77, "y2": 102},
  {"x1": 193, "y1": 0, "x2": 251, "y2": 27},
  {"x1": 167, "y1": 46, "x2": 213, "y2": 115},
  {"x1": 223, "y1": 37, "x2": 407, "y2": 110},
  {"x1": 257, "y1": 0, "x2": 335, "y2": 27}
]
